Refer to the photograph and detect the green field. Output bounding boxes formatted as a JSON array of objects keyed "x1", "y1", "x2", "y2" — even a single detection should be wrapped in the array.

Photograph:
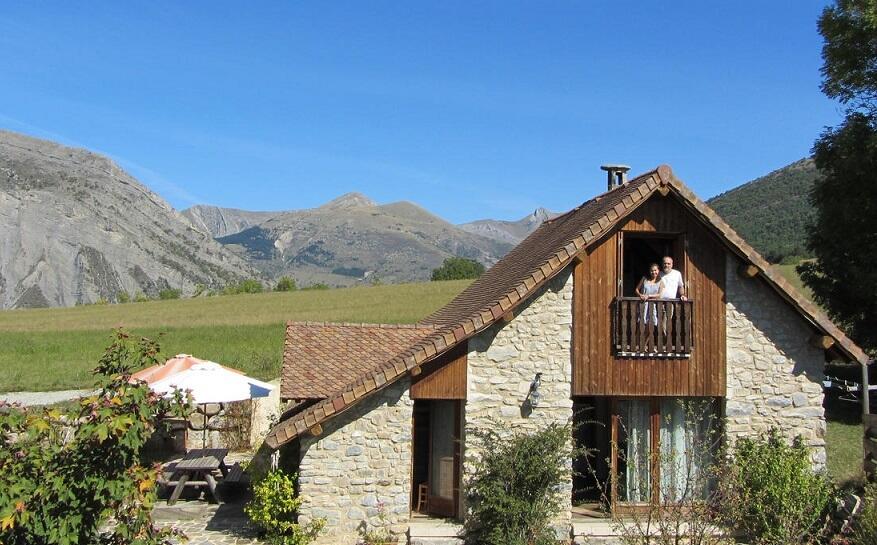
[{"x1": 0, "y1": 280, "x2": 470, "y2": 392}]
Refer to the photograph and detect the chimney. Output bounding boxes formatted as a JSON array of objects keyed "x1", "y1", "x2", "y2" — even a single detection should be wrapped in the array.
[{"x1": 600, "y1": 164, "x2": 631, "y2": 190}]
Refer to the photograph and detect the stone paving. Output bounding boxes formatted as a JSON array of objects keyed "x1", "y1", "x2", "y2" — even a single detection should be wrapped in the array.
[{"x1": 152, "y1": 497, "x2": 262, "y2": 545}]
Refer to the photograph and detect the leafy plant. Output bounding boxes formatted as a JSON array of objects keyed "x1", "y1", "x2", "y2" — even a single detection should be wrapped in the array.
[
  {"x1": 224, "y1": 279, "x2": 265, "y2": 295},
  {"x1": 720, "y1": 429, "x2": 836, "y2": 545},
  {"x1": 275, "y1": 276, "x2": 297, "y2": 292},
  {"x1": 117, "y1": 291, "x2": 131, "y2": 304},
  {"x1": 245, "y1": 469, "x2": 325, "y2": 545},
  {"x1": 0, "y1": 329, "x2": 191, "y2": 545},
  {"x1": 851, "y1": 482, "x2": 877, "y2": 545},
  {"x1": 431, "y1": 257, "x2": 485, "y2": 281},
  {"x1": 158, "y1": 288, "x2": 181, "y2": 300},
  {"x1": 463, "y1": 421, "x2": 572, "y2": 545}
]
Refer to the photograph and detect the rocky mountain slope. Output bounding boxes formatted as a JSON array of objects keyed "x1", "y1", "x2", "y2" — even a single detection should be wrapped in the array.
[
  {"x1": 708, "y1": 158, "x2": 818, "y2": 263},
  {"x1": 0, "y1": 130, "x2": 258, "y2": 308},
  {"x1": 214, "y1": 193, "x2": 513, "y2": 286},
  {"x1": 181, "y1": 205, "x2": 279, "y2": 238},
  {"x1": 459, "y1": 207, "x2": 557, "y2": 245}
]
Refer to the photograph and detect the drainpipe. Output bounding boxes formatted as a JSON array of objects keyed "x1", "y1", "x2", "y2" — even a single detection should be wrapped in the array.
[{"x1": 863, "y1": 359, "x2": 872, "y2": 416}]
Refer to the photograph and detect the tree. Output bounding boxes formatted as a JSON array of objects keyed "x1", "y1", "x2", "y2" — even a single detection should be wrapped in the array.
[
  {"x1": 431, "y1": 257, "x2": 485, "y2": 281},
  {"x1": 799, "y1": 1, "x2": 877, "y2": 352},
  {"x1": 0, "y1": 330, "x2": 190, "y2": 544},
  {"x1": 275, "y1": 276, "x2": 297, "y2": 292},
  {"x1": 800, "y1": 114, "x2": 877, "y2": 350}
]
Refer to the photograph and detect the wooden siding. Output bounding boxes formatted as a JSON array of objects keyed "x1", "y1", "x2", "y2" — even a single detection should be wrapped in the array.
[
  {"x1": 411, "y1": 343, "x2": 468, "y2": 399},
  {"x1": 573, "y1": 194, "x2": 726, "y2": 396}
]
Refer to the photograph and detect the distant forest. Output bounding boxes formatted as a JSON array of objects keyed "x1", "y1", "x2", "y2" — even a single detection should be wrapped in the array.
[{"x1": 708, "y1": 158, "x2": 818, "y2": 263}]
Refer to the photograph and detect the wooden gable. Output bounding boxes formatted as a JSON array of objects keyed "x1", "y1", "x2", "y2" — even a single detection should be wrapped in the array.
[
  {"x1": 572, "y1": 192, "x2": 727, "y2": 396},
  {"x1": 410, "y1": 342, "x2": 467, "y2": 399}
]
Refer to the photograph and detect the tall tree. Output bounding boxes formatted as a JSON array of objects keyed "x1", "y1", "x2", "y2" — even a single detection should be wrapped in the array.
[{"x1": 799, "y1": 0, "x2": 877, "y2": 353}]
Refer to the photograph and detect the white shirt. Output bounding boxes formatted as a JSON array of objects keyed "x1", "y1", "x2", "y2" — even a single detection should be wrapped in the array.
[{"x1": 658, "y1": 269, "x2": 684, "y2": 299}]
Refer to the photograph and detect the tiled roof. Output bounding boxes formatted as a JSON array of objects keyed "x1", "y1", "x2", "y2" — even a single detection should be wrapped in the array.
[
  {"x1": 264, "y1": 165, "x2": 869, "y2": 449},
  {"x1": 281, "y1": 322, "x2": 436, "y2": 400}
]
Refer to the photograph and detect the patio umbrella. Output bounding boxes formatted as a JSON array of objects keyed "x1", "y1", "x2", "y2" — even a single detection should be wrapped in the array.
[{"x1": 132, "y1": 354, "x2": 275, "y2": 446}]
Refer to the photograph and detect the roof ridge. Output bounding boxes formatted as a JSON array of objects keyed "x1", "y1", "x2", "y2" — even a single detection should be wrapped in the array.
[
  {"x1": 542, "y1": 167, "x2": 661, "y2": 227},
  {"x1": 285, "y1": 320, "x2": 436, "y2": 329}
]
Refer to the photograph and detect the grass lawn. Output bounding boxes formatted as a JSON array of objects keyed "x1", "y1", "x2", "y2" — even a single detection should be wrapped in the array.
[
  {"x1": 825, "y1": 392, "x2": 866, "y2": 487},
  {"x1": 0, "y1": 280, "x2": 470, "y2": 392}
]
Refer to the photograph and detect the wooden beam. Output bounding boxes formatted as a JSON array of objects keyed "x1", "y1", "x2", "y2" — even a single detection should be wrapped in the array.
[
  {"x1": 308, "y1": 423, "x2": 323, "y2": 437},
  {"x1": 737, "y1": 263, "x2": 759, "y2": 278},
  {"x1": 500, "y1": 311, "x2": 515, "y2": 324},
  {"x1": 410, "y1": 365, "x2": 422, "y2": 377},
  {"x1": 809, "y1": 334, "x2": 835, "y2": 350},
  {"x1": 657, "y1": 185, "x2": 671, "y2": 196}
]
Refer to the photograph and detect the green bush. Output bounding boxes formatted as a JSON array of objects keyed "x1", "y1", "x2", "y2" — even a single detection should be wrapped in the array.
[
  {"x1": 721, "y1": 429, "x2": 835, "y2": 545},
  {"x1": 431, "y1": 257, "x2": 485, "y2": 281},
  {"x1": 223, "y1": 279, "x2": 264, "y2": 295},
  {"x1": 0, "y1": 330, "x2": 190, "y2": 544},
  {"x1": 117, "y1": 291, "x2": 131, "y2": 304},
  {"x1": 463, "y1": 422, "x2": 572, "y2": 545},
  {"x1": 245, "y1": 469, "x2": 325, "y2": 545},
  {"x1": 852, "y1": 482, "x2": 877, "y2": 545},
  {"x1": 134, "y1": 292, "x2": 150, "y2": 302},
  {"x1": 158, "y1": 288, "x2": 181, "y2": 300},
  {"x1": 275, "y1": 276, "x2": 297, "y2": 292}
]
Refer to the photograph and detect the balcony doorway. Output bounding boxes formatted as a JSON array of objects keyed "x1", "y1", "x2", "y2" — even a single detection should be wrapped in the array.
[{"x1": 620, "y1": 234, "x2": 681, "y2": 298}]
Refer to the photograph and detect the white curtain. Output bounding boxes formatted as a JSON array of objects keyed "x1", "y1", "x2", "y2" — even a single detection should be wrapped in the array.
[
  {"x1": 619, "y1": 400, "x2": 651, "y2": 503},
  {"x1": 659, "y1": 398, "x2": 714, "y2": 502}
]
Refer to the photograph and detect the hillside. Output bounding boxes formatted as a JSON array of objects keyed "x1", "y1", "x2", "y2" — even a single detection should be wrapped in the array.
[
  {"x1": 181, "y1": 204, "x2": 280, "y2": 238},
  {"x1": 459, "y1": 207, "x2": 557, "y2": 245},
  {"x1": 708, "y1": 158, "x2": 818, "y2": 263},
  {"x1": 215, "y1": 193, "x2": 513, "y2": 286},
  {"x1": 0, "y1": 279, "x2": 470, "y2": 391},
  {"x1": 0, "y1": 130, "x2": 258, "y2": 308}
]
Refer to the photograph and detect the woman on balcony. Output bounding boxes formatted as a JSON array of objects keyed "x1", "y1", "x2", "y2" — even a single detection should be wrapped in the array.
[{"x1": 635, "y1": 263, "x2": 661, "y2": 328}]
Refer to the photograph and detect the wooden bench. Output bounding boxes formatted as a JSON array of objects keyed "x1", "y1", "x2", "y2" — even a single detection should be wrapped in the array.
[{"x1": 224, "y1": 462, "x2": 249, "y2": 486}]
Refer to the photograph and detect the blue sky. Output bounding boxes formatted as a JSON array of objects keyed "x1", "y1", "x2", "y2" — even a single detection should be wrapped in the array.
[{"x1": 0, "y1": 1, "x2": 841, "y2": 223}]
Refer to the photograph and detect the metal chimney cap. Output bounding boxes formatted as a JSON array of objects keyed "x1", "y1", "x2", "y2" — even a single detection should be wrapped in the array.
[{"x1": 600, "y1": 164, "x2": 631, "y2": 173}]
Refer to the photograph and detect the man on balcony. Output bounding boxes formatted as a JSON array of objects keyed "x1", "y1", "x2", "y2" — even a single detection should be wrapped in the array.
[{"x1": 659, "y1": 256, "x2": 687, "y2": 301}]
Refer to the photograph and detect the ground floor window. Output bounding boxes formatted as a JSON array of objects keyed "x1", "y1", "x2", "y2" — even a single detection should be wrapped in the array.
[
  {"x1": 573, "y1": 396, "x2": 721, "y2": 512},
  {"x1": 411, "y1": 399, "x2": 463, "y2": 518}
]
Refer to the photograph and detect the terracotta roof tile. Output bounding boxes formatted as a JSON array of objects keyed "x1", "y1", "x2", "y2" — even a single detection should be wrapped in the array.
[{"x1": 280, "y1": 322, "x2": 435, "y2": 400}]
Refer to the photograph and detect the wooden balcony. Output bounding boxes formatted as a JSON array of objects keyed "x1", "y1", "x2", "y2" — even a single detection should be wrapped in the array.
[{"x1": 613, "y1": 297, "x2": 693, "y2": 357}]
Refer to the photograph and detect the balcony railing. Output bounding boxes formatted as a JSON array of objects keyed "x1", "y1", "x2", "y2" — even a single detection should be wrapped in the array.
[{"x1": 613, "y1": 297, "x2": 693, "y2": 357}]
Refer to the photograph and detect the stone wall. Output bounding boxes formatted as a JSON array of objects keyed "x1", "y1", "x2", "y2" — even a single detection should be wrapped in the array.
[
  {"x1": 298, "y1": 379, "x2": 413, "y2": 544},
  {"x1": 725, "y1": 256, "x2": 826, "y2": 466},
  {"x1": 465, "y1": 267, "x2": 574, "y2": 527}
]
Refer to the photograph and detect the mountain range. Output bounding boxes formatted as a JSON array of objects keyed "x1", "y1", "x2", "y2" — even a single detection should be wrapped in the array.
[
  {"x1": 0, "y1": 130, "x2": 257, "y2": 308},
  {"x1": 0, "y1": 128, "x2": 816, "y2": 308}
]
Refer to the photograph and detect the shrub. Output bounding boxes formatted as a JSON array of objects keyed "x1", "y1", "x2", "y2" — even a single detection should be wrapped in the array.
[
  {"x1": 431, "y1": 257, "x2": 485, "y2": 281},
  {"x1": 463, "y1": 422, "x2": 572, "y2": 545},
  {"x1": 721, "y1": 429, "x2": 835, "y2": 545},
  {"x1": 223, "y1": 279, "x2": 264, "y2": 295},
  {"x1": 852, "y1": 482, "x2": 877, "y2": 545},
  {"x1": 245, "y1": 469, "x2": 325, "y2": 545},
  {"x1": 275, "y1": 276, "x2": 297, "y2": 292},
  {"x1": 158, "y1": 288, "x2": 181, "y2": 300},
  {"x1": 0, "y1": 330, "x2": 191, "y2": 544},
  {"x1": 117, "y1": 291, "x2": 131, "y2": 304},
  {"x1": 134, "y1": 292, "x2": 150, "y2": 302}
]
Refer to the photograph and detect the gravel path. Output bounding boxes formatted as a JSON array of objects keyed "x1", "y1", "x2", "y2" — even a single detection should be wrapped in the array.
[{"x1": 0, "y1": 389, "x2": 92, "y2": 406}]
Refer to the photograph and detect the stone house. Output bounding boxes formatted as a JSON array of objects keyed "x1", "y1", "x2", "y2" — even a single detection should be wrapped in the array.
[{"x1": 264, "y1": 165, "x2": 869, "y2": 544}]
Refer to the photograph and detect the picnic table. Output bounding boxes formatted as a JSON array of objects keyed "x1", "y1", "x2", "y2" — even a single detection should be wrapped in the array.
[{"x1": 165, "y1": 448, "x2": 229, "y2": 505}]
